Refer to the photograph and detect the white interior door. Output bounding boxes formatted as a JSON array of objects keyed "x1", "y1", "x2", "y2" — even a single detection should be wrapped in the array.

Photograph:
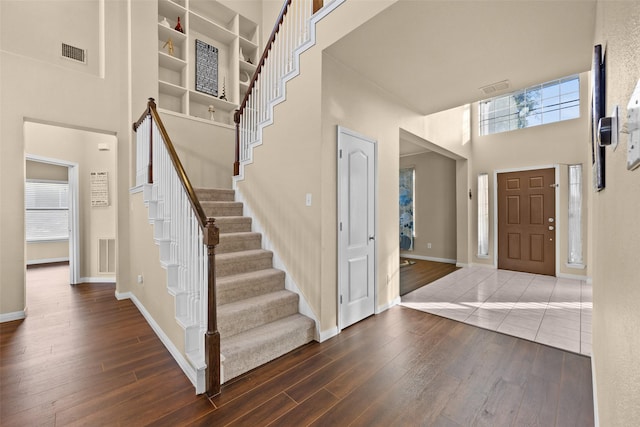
[{"x1": 338, "y1": 126, "x2": 376, "y2": 330}]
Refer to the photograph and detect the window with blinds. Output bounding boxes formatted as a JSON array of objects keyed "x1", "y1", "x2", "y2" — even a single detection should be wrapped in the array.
[
  {"x1": 25, "y1": 181, "x2": 69, "y2": 242},
  {"x1": 479, "y1": 75, "x2": 580, "y2": 136}
]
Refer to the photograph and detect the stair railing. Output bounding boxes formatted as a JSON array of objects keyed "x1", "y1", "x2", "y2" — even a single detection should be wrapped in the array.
[
  {"x1": 133, "y1": 98, "x2": 220, "y2": 397},
  {"x1": 234, "y1": 0, "x2": 322, "y2": 176}
]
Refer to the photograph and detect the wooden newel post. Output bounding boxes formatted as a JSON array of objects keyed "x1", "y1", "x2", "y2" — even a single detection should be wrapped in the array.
[{"x1": 204, "y1": 218, "x2": 221, "y2": 397}]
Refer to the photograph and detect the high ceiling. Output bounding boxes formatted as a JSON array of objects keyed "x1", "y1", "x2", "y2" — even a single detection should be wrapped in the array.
[{"x1": 325, "y1": 0, "x2": 597, "y2": 117}]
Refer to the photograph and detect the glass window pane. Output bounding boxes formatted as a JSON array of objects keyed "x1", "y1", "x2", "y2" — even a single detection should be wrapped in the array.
[
  {"x1": 568, "y1": 165, "x2": 583, "y2": 264},
  {"x1": 478, "y1": 173, "x2": 489, "y2": 257}
]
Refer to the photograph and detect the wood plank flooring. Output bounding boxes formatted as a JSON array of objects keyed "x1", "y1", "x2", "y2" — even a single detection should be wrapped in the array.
[
  {"x1": 0, "y1": 264, "x2": 594, "y2": 426},
  {"x1": 400, "y1": 258, "x2": 460, "y2": 296}
]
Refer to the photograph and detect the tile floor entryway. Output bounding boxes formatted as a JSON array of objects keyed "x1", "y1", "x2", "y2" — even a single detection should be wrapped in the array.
[{"x1": 401, "y1": 266, "x2": 592, "y2": 355}]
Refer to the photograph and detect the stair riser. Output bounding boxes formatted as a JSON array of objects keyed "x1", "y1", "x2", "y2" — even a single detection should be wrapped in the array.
[
  {"x1": 217, "y1": 235, "x2": 262, "y2": 254},
  {"x1": 222, "y1": 324, "x2": 314, "y2": 381},
  {"x1": 216, "y1": 254, "x2": 273, "y2": 277},
  {"x1": 195, "y1": 189, "x2": 235, "y2": 202},
  {"x1": 216, "y1": 220, "x2": 252, "y2": 233},
  {"x1": 218, "y1": 295, "x2": 299, "y2": 338},
  {"x1": 217, "y1": 271, "x2": 285, "y2": 305},
  {"x1": 204, "y1": 205, "x2": 244, "y2": 217}
]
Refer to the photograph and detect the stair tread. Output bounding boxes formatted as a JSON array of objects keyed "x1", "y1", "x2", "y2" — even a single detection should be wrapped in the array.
[{"x1": 221, "y1": 313, "x2": 314, "y2": 355}]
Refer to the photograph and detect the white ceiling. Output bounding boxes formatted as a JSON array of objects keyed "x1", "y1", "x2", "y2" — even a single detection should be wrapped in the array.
[{"x1": 325, "y1": 0, "x2": 597, "y2": 117}]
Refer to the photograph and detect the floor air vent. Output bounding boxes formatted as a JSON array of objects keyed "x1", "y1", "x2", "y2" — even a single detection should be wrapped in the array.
[{"x1": 61, "y1": 43, "x2": 86, "y2": 64}]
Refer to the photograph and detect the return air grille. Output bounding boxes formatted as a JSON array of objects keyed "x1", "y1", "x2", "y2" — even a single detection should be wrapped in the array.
[{"x1": 61, "y1": 43, "x2": 86, "y2": 63}]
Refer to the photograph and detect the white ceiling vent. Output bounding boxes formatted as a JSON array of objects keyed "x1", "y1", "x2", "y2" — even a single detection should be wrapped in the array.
[
  {"x1": 479, "y1": 80, "x2": 510, "y2": 95},
  {"x1": 61, "y1": 43, "x2": 86, "y2": 64}
]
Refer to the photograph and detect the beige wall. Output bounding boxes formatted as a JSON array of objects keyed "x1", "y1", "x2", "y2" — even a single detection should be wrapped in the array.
[
  {"x1": 0, "y1": 0, "x2": 130, "y2": 316},
  {"x1": 400, "y1": 152, "x2": 457, "y2": 261},
  {"x1": 161, "y1": 114, "x2": 235, "y2": 189},
  {"x1": 467, "y1": 72, "x2": 591, "y2": 278},
  {"x1": 126, "y1": 192, "x2": 186, "y2": 354},
  {"x1": 592, "y1": 2, "x2": 640, "y2": 425}
]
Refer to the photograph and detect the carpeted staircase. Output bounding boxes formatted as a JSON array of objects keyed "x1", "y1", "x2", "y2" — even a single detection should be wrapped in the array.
[{"x1": 195, "y1": 188, "x2": 315, "y2": 382}]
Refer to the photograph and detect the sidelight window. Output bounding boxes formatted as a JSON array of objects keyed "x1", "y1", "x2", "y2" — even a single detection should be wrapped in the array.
[{"x1": 477, "y1": 173, "x2": 489, "y2": 257}]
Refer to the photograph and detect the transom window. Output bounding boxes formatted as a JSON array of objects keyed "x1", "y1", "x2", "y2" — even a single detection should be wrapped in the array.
[
  {"x1": 25, "y1": 180, "x2": 69, "y2": 242},
  {"x1": 479, "y1": 75, "x2": 580, "y2": 135}
]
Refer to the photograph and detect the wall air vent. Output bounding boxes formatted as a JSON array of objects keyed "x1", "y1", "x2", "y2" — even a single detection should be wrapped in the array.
[
  {"x1": 479, "y1": 80, "x2": 510, "y2": 95},
  {"x1": 61, "y1": 43, "x2": 86, "y2": 64}
]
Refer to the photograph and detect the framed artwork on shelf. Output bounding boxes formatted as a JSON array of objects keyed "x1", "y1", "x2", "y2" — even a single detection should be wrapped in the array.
[{"x1": 195, "y1": 39, "x2": 218, "y2": 97}]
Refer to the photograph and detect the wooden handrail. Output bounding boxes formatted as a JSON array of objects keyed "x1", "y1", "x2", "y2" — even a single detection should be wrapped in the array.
[{"x1": 133, "y1": 98, "x2": 221, "y2": 397}]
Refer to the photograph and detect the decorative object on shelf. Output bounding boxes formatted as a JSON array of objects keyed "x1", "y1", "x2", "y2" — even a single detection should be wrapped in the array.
[
  {"x1": 195, "y1": 39, "x2": 218, "y2": 97},
  {"x1": 246, "y1": 56, "x2": 253, "y2": 64},
  {"x1": 240, "y1": 71, "x2": 250, "y2": 84},
  {"x1": 208, "y1": 105, "x2": 215, "y2": 121},
  {"x1": 174, "y1": 16, "x2": 184, "y2": 33},
  {"x1": 162, "y1": 38, "x2": 174, "y2": 56},
  {"x1": 219, "y1": 76, "x2": 227, "y2": 101},
  {"x1": 159, "y1": 17, "x2": 170, "y2": 28},
  {"x1": 239, "y1": 47, "x2": 245, "y2": 62}
]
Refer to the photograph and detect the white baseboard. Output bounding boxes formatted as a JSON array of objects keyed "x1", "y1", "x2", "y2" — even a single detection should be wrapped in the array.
[
  {"x1": 80, "y1": 276, "x2": 116, "y2": 284},
  {"x1": 591, "y1": 353, "x2": 599, "y2": 426},
  {"x1": 376, "y1": 296, "x2": 401, "y2": 314},
  {"x1": 319, "y1": 326, "x2": 338, "y2": 343},
  {"x1": 456, "y1": 262, "x2": 472, "y2": 268},
  {"x1": 115, "y1": 290, "x2": 201, "y2": 393},
  {"x1": 0, "y1": 310, "x2": 26, "y2": 323},
  {"x1": 27, "y1": 257, "x2": 69, "y2": 266},
  {"x1": 401, "y1": 254, "x2": 457, "y2": 264}
]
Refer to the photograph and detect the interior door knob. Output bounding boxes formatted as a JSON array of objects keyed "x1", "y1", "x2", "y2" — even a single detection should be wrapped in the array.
[{"x1": 369, "y1": 235, "x2": 375, "y2": 241}]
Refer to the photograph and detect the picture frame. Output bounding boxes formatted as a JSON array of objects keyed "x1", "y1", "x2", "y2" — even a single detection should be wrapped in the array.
[
  {"x1": 591, "y1": 44, "x2": 606, "y2": 191},
  {"x1": 195, "y1": 39, "x2": 218, "y2": 97}
]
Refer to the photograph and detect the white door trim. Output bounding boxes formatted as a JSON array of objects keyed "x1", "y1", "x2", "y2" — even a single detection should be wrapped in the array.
[
  {"x1": 25, "y1": 154, "x2": 80, "y2": 284},
  {"x1": 493, "y1": 164, "x2": 560, "y2": 275},
  {"x1": 337, "y1": 126, "x2": 378, "y2": 331}
]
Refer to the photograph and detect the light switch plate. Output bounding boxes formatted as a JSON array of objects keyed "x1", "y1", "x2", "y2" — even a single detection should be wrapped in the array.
[{"x1": 305, "y1": 193, "x2": 312, "y2": 206}]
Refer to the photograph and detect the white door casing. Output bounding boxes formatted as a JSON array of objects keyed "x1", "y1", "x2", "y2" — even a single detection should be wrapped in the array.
[
  {"x1": 337, "y1": 126, "x2": 377, "y2": 330},
  {"x1": 24, "y1": 154, "x2": 80, "y2": 284}
]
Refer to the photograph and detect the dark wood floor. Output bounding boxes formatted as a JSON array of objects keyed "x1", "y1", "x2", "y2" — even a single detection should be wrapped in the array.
[
  {"x1": 0, "y1": 264, "x2": 594, "y2": 426},
  {"x1": 400, "y1": 258, "x2": 460, "y2": 296}
]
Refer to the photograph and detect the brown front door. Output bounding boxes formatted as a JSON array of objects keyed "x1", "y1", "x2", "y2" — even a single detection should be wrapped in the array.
[{"x1": 497, "y1": 168, "x2": 556, "y2": 276}]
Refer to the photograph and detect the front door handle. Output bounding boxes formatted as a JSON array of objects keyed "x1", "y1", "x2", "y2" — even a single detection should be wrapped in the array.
[{"x1": 549, "y1": 226, "x2": 555, "y2": 231}]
